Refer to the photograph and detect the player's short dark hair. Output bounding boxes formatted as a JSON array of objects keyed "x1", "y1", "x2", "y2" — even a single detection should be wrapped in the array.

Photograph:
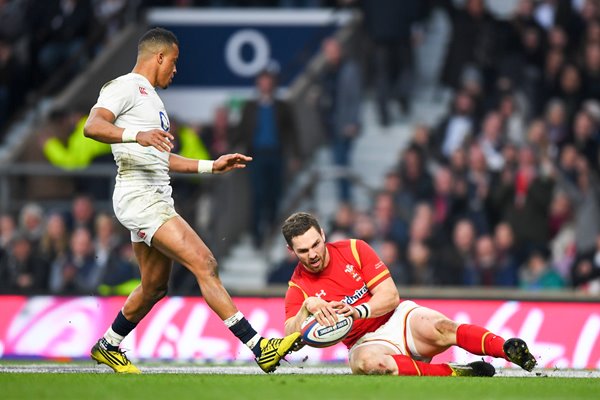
[
  {"x1": 138, "y1": 27, "x2": 179, "y2": 53},
  {"x1": 282, "y1": 212, "x2": 322, "y2": 247}
]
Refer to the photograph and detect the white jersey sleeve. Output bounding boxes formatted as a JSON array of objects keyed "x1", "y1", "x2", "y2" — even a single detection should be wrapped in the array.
[
  {"x1": 92, "y1": 73, "x2": 171, "y2": 187},
  {"x1": 94, "y1": 79, "x2": 135, "y2": 118}
]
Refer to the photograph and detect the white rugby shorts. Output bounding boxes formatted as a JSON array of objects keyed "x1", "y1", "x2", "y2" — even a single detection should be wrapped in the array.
[
  {"x1": 113, "y1": 184, "x2": 179, "y2": 246},
  {"x1": 349, "y1": 300, "x2": 431, "y2": 362}
]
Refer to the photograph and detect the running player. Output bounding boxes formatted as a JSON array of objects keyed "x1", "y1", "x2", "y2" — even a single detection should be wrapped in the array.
[
  {"x1": 83, "y1": 27, "x2": 301, "y2": 374},
  {"x1": 281, "y1": 212, "x2": 537, "y2": 376}
]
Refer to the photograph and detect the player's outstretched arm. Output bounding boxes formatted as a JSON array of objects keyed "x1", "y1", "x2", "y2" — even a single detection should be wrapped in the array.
[
  {"x1": 84, "y1": 107, "x2": 174, "y2": 152},
  {"x1": 168, "y1": 153, "x2": 252, "y2": 174}
]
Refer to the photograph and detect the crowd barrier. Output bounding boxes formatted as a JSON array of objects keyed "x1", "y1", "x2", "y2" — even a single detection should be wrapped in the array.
[{"x1": 1, "y1": 295, "x2": 598, "y2": 369}]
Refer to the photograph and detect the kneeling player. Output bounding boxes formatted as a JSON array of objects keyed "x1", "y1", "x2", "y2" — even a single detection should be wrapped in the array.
[{"x1": 281, "y1": 212, "x2": 537, "y2": 376}]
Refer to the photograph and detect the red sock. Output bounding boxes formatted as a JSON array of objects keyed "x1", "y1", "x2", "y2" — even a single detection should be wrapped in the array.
[
  {"x1": 456, "y1": 324, "x2": 506, "y2": 359},
  {"x1": 392, "y1": 354, "x2": 453, "y2": 376}
]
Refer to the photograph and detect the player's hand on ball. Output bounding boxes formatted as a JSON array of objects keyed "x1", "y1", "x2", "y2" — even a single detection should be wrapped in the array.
[
  {"x1": 330, "y1": 301, "x2": 356, "y2": 319},
  {"x1": 137, "y1": 129, "x2": 174, "y2": 152},
  {"x1": 213, "y1": 153, "x2": 252, "y2": 174}
]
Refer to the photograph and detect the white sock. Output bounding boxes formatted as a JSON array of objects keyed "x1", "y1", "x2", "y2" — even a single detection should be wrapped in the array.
[
  {"x1": 223, "y1": 311, "x2": 244, "y2": 328},
  {"x1": 223, "y1": 311, "x2": 262, "y2": 351},
  {"x1": 104, "y1": 327, "x2": 125, "y2": 347},
  {"x1": 246, "y1": 333, "x2": 262, "y2": 350}
]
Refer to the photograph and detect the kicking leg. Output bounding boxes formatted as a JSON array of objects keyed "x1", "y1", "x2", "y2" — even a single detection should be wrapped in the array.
[{"x1": 151, "y1": 216, "x2": 301, "y2": 372}]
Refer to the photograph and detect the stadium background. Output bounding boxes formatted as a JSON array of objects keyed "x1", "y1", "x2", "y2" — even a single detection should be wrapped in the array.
[{"x1": 0, "y1": 0, "x2": 599, "y2": 370}]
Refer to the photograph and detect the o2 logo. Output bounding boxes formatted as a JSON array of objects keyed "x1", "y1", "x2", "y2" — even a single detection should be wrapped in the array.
[
  {"x1": 225, "y1": 29, "x2": 271, "y2": 77},
  {"x1": 159, "y1": 111, "x2": 170, "y2": 132}
]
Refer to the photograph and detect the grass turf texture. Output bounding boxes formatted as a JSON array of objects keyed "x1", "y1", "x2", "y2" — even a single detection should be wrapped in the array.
[{"x1": 1, "y1": 374, "x2": 599, "y2": 400}]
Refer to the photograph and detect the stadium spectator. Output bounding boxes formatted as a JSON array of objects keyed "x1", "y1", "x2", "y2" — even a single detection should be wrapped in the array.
[
  {"x1": 48, "y1": 226, "x2": 101, "y2": 294},
  {"x1": 547, "y1": 191, "x2": 576, "y2": 280},
  {"x1": 281, "y1": 212, "x2": 537, "y2": 377},
  {"x1": 430, "y1": 166, "x2": 465, "y2": 239},
  {"x1": 437, "y1": 218, "x2": 477, "y2": 286},
  {"x1": 34, "y1": 0, "x2": 95, "y2": 82},
  {"x1": 0, "y1": 232, "x2": 48, "y2": 293},
  {"x1": 571, "y1": 109, "x2": 599, "y2": 170},
  {"x1": 83, "y1": 28, "x2": 301, "y2": 374},
  {"x1": 372, "y1": 191, "x2": 404, "y2": 245},
  {"x1": 42, "y1": 114, "x2": 112, "y2": 170},
  {"x1": 571, "y1": 234, "x2": 600, "y2": 294},
  {"x1": 440, "y1": 0, "x2": 500, "y2": 90},
  {"x1": 357, "y1": 0, "x2": 427, "y2": 125},
  {"x1": 66, "y1": 194, "x2": 96, "y2": 232},
  {"x1": 317, "y1": 36, "x2": 362, "y2": 202},
  {"x1": 0, "y1": 212, "x2": 16, "y2": 250},
  {"x1": 396, "y1": 145, "x2": 433, "y2": 201},
  {"x1": 492, "y1": 222, "x2": 520, "y2": 287},
  {"x1": 202, "y1": 106, "x2": 233, "y2": 158},
  {"x1": 39, "y1": 212, "x2": 70, "y2": 267},
  {"x1": 404, "y1": 239, "x2": 436, "y2": 286},
  {"x1": 519, "y1": 246, "x2": 565, "y2": 290},
  {"x1": 472, "y1": 234, "x2": 500, "y2": 286},
  {"x1": 235, "y1": 68, "x2": 300, "y2": 248},
  {"x1": 432, "y1": 90, "x2": 476, "y2": 161},
  {"x1": 556, "y1": 154, "x2": 600, "y2": 255},
  {"x1": 18, "y1": 202, "x2": 44, "y2": 251},
  {"x1": 489, "y1": 146, "x2": 555, "y2": 255},
  {"x1": 267, "y1": 249, "x2": 299, "y2": 284},
  {"x1": 328, "y1": 202, "x2": 356, "y2": 242},
  {"x1": 97, "y1": 241, "x2": 141, "y2": 296},
  {"x1": 477, "y1": 111, "x2": 506, "y2": 172},
  {"x1": 93, "y1": 213, "x2": 125, "y2": 271},
  {"x1": 379, "y1": 239, "x2": 409, "y2": 285}
]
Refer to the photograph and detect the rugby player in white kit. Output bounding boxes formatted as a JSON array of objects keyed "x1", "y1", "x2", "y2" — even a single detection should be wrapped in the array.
[{"x1": 84, "y1": 27, "x2": 301, "y2": 373}]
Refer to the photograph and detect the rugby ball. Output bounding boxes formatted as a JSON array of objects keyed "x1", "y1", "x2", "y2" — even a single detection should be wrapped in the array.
[{"x1": 300, "y1": 314, "x2": 353, "y2": 348}]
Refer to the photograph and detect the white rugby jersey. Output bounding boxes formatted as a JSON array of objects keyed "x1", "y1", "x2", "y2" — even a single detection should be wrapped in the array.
[{"x1": 93, "y1": 73, "x2": 171, "y2": 186}]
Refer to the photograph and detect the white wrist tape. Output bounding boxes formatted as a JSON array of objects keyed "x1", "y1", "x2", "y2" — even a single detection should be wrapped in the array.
[
  {"x1": 355, "y1": 303, "x2": 371, "y2": 319},
  {"x1": 197, "y1": 160, "x2": 214, "y2": 174},
  {"x1": 122, "y1": 128, "x2": 138, "y2": 143}
]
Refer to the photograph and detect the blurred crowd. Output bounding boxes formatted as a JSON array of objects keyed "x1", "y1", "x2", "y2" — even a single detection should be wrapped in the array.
[
  {"x1": 0, "y1": 195, "x2": 142, "y2": 295},
  {"x1": 4, "y1": 0, "x2": 600, "y2": 295},
  {"x1": 269, "y1": 0, "x2": 600, "y2": 294},
  {"x1": 0, "y1": 0, "x2": 144, "y2": 137}
]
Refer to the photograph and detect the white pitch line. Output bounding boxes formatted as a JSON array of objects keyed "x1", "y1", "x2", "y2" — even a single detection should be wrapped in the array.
[{"x1": 0, "y1": 364, "x2": 598, "y2": 378}]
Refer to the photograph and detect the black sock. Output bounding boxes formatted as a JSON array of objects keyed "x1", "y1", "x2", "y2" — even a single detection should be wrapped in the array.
[
  {"x1": 229, "y1": 318, "x2": 263, "y2": 357},
  {"x1": 112, "y1": 310, "x2": 138, "y2": 337}
]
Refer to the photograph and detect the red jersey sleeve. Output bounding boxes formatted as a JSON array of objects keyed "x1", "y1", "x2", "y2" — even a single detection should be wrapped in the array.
[
  {"x1": 354, "y1": 239, "x2": 391, "y2": 290},
  {"x1": 284, "y1": 281, "x2": 307, "y2": 323}
]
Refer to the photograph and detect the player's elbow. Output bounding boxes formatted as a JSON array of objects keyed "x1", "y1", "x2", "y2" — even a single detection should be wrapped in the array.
[
  {"x1": 83, "y1": 121, "x2": 94, "y2": 139},
  {"x1": 387, "y1": 291, "x2": 400, "y2": 310}
]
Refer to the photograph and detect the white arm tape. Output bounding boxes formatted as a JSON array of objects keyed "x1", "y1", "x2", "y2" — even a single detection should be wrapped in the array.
[
  {"x1": 355, "y1": 303, "x2": 371, "y2": 319},
  {"x1": 197, "y1": 160, "x2": 214, "y2": 174},
  {"x1": 122, "y1": 128, "x2": 138, "y2": 143}
]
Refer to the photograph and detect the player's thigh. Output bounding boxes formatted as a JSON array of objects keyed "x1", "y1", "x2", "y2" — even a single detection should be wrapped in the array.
[
  {"x1": 349, "y1": 343, "x2": 398, "y2": 375},
  {"x1": 151, "y1": 216, "x2": 214, "y2": 275},
  {"x1": 133, "y1": 241, "x2": 173, "y2": 291},
  {"x1": 409, "y1": 307, "x2": 458, "y2": 357}
]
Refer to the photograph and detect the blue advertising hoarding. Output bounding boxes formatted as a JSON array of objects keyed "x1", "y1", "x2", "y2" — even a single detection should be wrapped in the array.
[{"x1": 146, "y1": 9, "x2": 351, "y2": 122}]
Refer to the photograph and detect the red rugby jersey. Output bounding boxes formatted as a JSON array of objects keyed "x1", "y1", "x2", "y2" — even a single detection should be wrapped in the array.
[{"x1": 284, "y1": 239, "x2": 393, "y2": 348}]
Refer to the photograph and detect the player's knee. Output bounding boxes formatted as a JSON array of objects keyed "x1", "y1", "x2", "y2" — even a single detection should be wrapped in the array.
[
  {"x1": 351, "y1": 353, "x2": 395, "y2": 375},
  {"x1": 433, "y1": 318, "x2": 458, "y2": 345},
  {"x1": 194, "y1": 253, "x2": 219, "y2": 280}
]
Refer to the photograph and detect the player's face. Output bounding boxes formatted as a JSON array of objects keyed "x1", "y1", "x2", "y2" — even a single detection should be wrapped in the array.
[
  {"x1": 289, "y1": 227, "x2": 329, "y2": 274},
  {"x1": 157, "y1": 43, "x2": 179, "y2": 89}
]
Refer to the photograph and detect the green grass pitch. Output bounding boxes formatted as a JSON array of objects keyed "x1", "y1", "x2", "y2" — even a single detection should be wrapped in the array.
[{"x1": 1, "y1": 374, "x2": 599, "y2": 400}]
